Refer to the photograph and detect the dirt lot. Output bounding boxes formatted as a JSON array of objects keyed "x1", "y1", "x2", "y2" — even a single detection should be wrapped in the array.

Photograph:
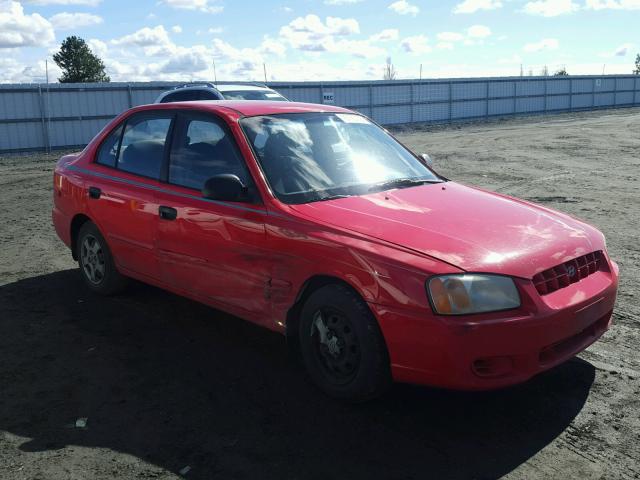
[{"x1": 1, "y1": 108, "x2": 639, "y2": 480}]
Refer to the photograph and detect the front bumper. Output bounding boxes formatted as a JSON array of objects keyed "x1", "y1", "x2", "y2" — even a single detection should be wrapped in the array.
[{"x1": 371, "y1": 259, "x2": 619, "y2": 390}]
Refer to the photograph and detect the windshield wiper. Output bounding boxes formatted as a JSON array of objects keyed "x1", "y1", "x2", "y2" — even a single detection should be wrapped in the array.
[
  {"x1": 311, "y1": 193, "x2": 352, "y2": 203},
  {"x1": 368, "y1": 177, "x2": 443, "y2": 192}
]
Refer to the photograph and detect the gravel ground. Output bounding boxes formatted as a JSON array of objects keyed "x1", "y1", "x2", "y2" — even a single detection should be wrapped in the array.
[{"x1": 0, "y1": 108, "x2": 638, "y2": 480}]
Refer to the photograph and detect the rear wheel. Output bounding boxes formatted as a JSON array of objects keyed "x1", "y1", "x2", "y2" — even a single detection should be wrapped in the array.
[
  {"x1": 298, "y1": 283, "x2": 391, "y2": 402},
  {"x1": 76, "y1": 221, "x2": 127, "y2": 295}
]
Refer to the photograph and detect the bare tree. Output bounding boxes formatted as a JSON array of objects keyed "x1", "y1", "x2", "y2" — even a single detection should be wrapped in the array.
[
  {"x1": 553, "y1": 67, "x2": 569, "y2": 76},
  {"x1": 634, "y1": 54, "x2": 640, "y2": 74},
  {"x1": 383, "y1": 57, "x2": 397, "y2": 80}
]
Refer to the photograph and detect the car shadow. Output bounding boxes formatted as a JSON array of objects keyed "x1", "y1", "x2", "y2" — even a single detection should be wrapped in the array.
[{"x1": 0, "y1": 270, "x2": 595, "y2": 480}]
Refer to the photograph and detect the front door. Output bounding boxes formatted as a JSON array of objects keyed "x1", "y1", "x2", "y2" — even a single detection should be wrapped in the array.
[{"x1": 154, "y1": 112, "x2": 271, "y2": 322}]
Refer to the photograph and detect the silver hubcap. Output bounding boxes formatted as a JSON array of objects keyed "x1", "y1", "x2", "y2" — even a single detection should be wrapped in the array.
[
  {"x1": 81, "y1": 234, "x2": 105, "y2": 285},
  {"x1": 310, "y1": 308, "x2": 360, "y2": 383},
  {"x1": 313, "y1": 314, "x2": 343, "y2": 357}
]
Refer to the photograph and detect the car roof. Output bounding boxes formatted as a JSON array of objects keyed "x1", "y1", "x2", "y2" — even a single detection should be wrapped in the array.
[{"x1": 136, "y1": 100, "x2": 352, "y2": 117}]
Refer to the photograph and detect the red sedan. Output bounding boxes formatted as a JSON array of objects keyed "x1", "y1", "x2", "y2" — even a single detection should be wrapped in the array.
[{"x1": 52, "y1": 100, "x2": 618, "y2": 401}]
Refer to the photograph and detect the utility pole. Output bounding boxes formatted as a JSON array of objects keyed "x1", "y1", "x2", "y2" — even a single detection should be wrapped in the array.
[
  {"x1": 263, "y1": 63, "x2": 268, "y2": 83},
  {"x1": 212, "y1": 58, "x2": 218, "y2": 86},
  {"x1": 45, "y1": 57, "x2": 51, "y2": 154},
  {"x1": 419, "y1": 63, "x2": 422, "y2": 80}
]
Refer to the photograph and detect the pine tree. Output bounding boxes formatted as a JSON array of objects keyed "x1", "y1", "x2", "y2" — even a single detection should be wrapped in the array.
[{"x1": 53, "y1": 36, "x2": 110, "y2": 83}]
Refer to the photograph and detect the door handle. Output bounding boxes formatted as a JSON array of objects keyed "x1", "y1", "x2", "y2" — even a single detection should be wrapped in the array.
[
  {"x1": 88, "y1": 186, "x2": 101, "y2": 199},
  {"x1": 159, "y1": 205, "x2": 178, "y2": 221}
]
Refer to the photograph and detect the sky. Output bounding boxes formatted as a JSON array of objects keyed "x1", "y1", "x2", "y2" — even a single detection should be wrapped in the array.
[{"x1": 0, "y1": 0, "x2": 638, "y2": 84}]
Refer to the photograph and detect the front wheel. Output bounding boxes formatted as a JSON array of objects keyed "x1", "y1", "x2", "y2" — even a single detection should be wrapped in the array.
[
  {"x1": 298, "y1": 284, "x2": 391, "y2": 402},
  {"x1": 76, "y1": 221, "x2": 127, "y2": 295}
]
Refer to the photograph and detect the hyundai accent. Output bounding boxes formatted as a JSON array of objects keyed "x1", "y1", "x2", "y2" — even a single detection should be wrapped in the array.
[{"x1": 52, "y1": 101, "x2": 618, "y2": 401}]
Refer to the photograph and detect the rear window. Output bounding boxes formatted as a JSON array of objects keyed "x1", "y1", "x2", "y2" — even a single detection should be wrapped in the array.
[{"x1": 221, "y1": 90, "x2": 287, "y2": 101}]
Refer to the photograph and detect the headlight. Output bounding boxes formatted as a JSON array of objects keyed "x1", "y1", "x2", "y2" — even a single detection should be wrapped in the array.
[{"x1": 427, "y1": 274, "x2": 520, "y2": 315}]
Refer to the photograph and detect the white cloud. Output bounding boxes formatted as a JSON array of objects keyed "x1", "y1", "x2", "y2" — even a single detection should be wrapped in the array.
[
  {"x1": 467, "y1": 25, "x2": 491, "y2": 38},
  {"x1": 259, "y1": 36, "x2": 286, "y2": 56},
  {"x1": 523, "y1": 38, "x2": 559, "y2": 52},
  {"x1": 111, "y1": 25, "x2": 169, "y2": 47},
  {"x1": 335, "y1": 39, "x2": 385, "y2": 58},
  {"x1": 432, "y1": 26, "x2": 490, "y2": 51},
  {"x1": 278, "y1": 15, "x2": 386, "y2": 59},
  {"x1": 87, "y1": 38, "x2": 107, "y2": 56},
  {"x1": 585, "y1": 0, "x2": 640, "y2": 9},
  {"x1": 388, "y1": 0, "x2": 419, "y2": 16},
  {"x1": 172, "y1": 25, "x2": 182, "y2": 33},
  {"x1": 523, "y1": 0, "x2": 579, "y2": 16},
  {"x1": 0, "y1": 57, "x2": 62, "y2": 83},
  {"x1": 437, "y1": 31, "x2": 465, "y2": 42},
  {"x1": 279, "y1": 14, "x2": 359, "y2": 52},
  {"x1": 111, "y1": 25, "x2": 172, "y2": 54},
  {"x1": 613, "y1": 43, "x2": 633, "y2": 56},
  {"x1": 453, "y1": 0, "x2": 502, "y2": 14},
  {"x1": 160, "y1": 0, "x2": 223, "y2": 14},
  {"x1": 26, "y1": 0, "x2": 100, "y2": 5},
  {"x1": 324, "y1": 0, "x2": 363, "y2": 4},
  {"x1": 0, "y1": 0, "x2": 55, "y2": 49},
  {"x1": 208, "y1": 27, "x2": 223, "y2": 34},
  {"x1": 49, "y1": 12, "x2": 103, "y2": 30},
  {"x1": 369, "y1": 28, "x2": 399, "y2": 42},
  {"x1": 401, "y1": 35, "x2": 431, "y2": 54},
  {"x1": 161, "y1": 46, "x2": 209, "y2": 73}
]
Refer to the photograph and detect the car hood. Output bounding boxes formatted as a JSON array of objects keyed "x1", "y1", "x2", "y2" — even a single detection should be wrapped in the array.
[{"x1": 289, "y1": 182, "x2": 605, "y2": 279}]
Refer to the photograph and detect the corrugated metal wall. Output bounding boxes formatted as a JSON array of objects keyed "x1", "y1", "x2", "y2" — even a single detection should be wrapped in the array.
[{"x1": 1, "y1": 75, "x2": 639, "y2": 153}]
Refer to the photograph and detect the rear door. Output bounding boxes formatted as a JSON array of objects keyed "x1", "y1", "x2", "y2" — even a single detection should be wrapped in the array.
[
  {"x1": 154, "y1": 111, "x2": 271, "y2": 320},
  {"x1": 87, "y1": 111, "x2": 175, "y2": 280}
]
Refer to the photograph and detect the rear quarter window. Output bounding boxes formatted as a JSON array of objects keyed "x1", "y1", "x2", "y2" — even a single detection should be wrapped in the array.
[{"x1": 96, "y1": 125, "x2": 123, "y2": 167}]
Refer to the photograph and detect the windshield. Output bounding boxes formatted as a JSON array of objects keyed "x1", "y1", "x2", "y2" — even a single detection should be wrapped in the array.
[
  {"x1": 222, "y1": 90, "x2": 287, "y2": 101},
  {"x1": 240, "y1": 113, "x2": 441, "y2": 204}
]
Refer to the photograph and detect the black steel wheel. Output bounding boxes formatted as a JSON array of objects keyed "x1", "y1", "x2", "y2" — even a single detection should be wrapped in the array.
[
  {"x1": 309, "y1": 306, "x2": 361, "y2": 385},
  {"x1": 298, "y1": 283, "x2": 391, "y2": 402}
]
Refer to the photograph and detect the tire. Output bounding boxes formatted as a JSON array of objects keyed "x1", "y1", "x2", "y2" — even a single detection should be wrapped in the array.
[
  {"x1": 298, "y1": 283, "x2": 391, "y2": 402},
  {"x1": 76, "y1": 221, "x2": 128, "y2": 295}
]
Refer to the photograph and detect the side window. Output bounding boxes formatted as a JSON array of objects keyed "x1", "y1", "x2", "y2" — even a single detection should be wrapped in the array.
[
  {"x1": 117, "y1": 115, "x2": 172, "y2": 179},
  {"x1": 96, "y1": 124, "x2": 123, "y2": 167},
  {"x1": 169, "y1": 115, "x2": 254, "y2": 196}
]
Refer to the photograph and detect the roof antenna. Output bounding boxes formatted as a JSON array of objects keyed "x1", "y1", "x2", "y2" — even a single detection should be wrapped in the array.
[{"x1": 212, "y1": 58, "x2": 218, "y2": 87}]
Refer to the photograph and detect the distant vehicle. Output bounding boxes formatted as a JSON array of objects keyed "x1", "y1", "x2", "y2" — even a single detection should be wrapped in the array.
[
  {"x1": 155, "y1": 82, "x2": 288, "y2": 103},
  {"x1": 52, "y1": 100, "x2": 618, "y2": 402}
]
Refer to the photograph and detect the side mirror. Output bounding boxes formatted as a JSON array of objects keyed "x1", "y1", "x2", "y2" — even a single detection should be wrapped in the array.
[
  {"x1": 421, "y1": 153, "x2": 433, "y2": 167},
  {"x1": 202, "y1": 174, "x2": 247, "y2": 202}
]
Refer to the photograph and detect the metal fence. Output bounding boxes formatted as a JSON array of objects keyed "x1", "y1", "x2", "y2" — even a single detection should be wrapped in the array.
[{"x1": 1, "y1": 75, "x2": 639, "y2": 153}]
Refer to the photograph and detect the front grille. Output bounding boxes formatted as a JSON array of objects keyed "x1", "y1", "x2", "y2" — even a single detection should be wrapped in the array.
[{"x1": 533, "y1": 251, "x2": 603, "y2": 295}]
